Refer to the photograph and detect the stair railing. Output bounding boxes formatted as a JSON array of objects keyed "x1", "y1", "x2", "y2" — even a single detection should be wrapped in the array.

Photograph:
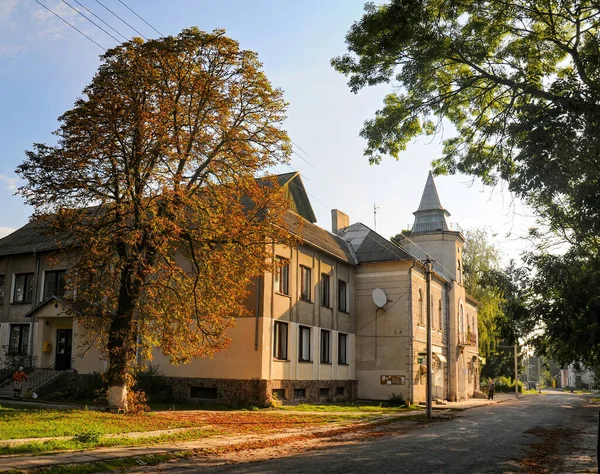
[{"x1": 27, "y1": 363, "x2": 58, "y2": 392}]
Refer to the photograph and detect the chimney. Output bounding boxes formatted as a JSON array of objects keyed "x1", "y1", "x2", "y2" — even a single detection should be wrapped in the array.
[{"x1": 331, "y1": 209, "x2": 349, "y2": 233}]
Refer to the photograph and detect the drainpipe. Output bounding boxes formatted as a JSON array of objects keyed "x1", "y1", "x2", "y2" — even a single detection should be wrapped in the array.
[
  {"x1": 32, "y1": 249, "x2": 41, "y2": 359},
  {"x1": 254, "y1": 276, "x2": 261, "y2": 352},
  {"x1": 407, "y1": 259, "x2": 416, "y2": 405}
]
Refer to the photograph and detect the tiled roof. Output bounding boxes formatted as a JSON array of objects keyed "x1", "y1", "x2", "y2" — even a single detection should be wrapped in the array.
[
  {"x1": 0, "y1": 220, "x2": 59, "y2": 256},
  {"x1": 336, "y1": 222, "x2": 414, "y2": 263},
  {"x1": 284, "y1": 211, "x2": 355, "y2": 264}
]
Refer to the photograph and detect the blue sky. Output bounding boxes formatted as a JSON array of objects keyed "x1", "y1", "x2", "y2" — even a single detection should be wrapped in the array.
[{"x1": 0, "y1": 0, "x2": 535, "y2": 262}]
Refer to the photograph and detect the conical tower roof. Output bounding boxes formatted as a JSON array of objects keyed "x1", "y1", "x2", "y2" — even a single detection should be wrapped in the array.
[{"x1": 412, "y1": 171, "x2": 451, "y2": 233}]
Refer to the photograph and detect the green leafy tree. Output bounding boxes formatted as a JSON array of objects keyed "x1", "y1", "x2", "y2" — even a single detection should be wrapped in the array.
[
  {"x1": 17, "y1": 29, "x2": 296, "y2": 410},
  {"x1": 333, "y1": 0, "x2": 600, "y2": 368}
]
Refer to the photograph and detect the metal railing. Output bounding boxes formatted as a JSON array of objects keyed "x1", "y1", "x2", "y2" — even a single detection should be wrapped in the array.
[
  {"x1": 28, "y1": 363, "x2": 58, "y2": 392},
  {"x1": 458, "y1": 331, "x2": 477, "y2": 346},
  {"x1": 0, "y1": 355, "x2": 37, "y2": 385},
  {"x1": 410, "y1": 222, "x2": 464, "y2": 234}
]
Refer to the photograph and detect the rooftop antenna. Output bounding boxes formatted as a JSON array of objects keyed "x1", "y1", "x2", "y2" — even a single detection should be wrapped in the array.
[{"x1": 374, "y1": 203, "x2": 380, "y2": 231}]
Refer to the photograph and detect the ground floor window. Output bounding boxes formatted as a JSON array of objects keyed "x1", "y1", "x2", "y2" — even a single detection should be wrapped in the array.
[
  {"x1": 8, "y1": 324, "x2": 29, "y2": 355},
  {"x1": 273, "y1": 321, "x2": 288, "y2": 360},
  {"x1": 338, "y1": 333, "x2": 348, "y2": 365}
]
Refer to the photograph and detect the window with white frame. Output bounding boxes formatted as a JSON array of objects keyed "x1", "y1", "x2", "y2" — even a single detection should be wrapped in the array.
[
  {"x1": 43, "y1": 270, "x2": 66, "y2": 300},
  {"x1": 320, "y1": 329, "x2": 330, "y2": 363},
  {"x1": 273, "y1": 321, "x2": 288, "y2": 360},
  {"x1": 274, "y1": 257, "x2": 289, "y2": 295},
  {"x1": 13, "y1": 273, "x2": 34, "y2": 304},
  {"x1": 298, "y1": 326, "x2": 311, "y2": 361},
  {"x1": 8, "y1": 324, "x2": 29, "y2": 355},
  {"x1": 338, "y1": 333, "x2": 348, "y2": 365},
  {"x1": 338, "y1": 280, "x2": 348, "y2": 313},
  {"x1": 300, "y1": 265, "x2": 311, "y2": 301}
]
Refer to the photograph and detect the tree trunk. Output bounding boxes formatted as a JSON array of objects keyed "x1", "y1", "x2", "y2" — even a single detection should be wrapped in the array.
[{"x1": 106, "y1": 264, "x2": 139, "y2": 411}]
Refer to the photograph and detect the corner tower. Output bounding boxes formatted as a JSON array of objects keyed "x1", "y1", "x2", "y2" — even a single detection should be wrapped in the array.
[{"x1": 401, "y1": 171, "x2": 465, "y2": 283}]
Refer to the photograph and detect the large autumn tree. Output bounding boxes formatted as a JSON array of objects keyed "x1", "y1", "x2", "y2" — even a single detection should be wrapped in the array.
[
  {"x1": 17, "y1": 28, "x2": 297, "y2": 409},
  {"x1": 333, "y1": 1, "x2": 600, "y2": 367}
]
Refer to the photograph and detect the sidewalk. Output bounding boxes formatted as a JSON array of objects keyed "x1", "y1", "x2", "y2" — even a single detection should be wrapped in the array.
[{"x1": 0, "y1": 394, "x2": 521, "y2": 472}]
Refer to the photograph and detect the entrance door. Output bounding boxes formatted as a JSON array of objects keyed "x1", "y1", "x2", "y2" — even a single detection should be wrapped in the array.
[{"x1": 55, "y1": 329, "x2": 72, "y2": 370}]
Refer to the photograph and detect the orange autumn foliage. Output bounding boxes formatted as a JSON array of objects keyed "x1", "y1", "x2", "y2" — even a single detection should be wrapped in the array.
[{"x1": 17, "y1": 28, "x2": 298, "y2": 404}]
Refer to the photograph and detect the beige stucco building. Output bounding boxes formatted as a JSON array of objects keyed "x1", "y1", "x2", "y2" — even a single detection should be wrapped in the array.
[{"x1": 0, "y1": 172, "x2": 480, "y2": 404}]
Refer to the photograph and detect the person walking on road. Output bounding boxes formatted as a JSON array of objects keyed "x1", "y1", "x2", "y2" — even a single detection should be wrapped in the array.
[
  {"x1": 487, "y1": 378, "x2": 495, "y2": 400},
  {"x1": 12, "y1": 367, "x2": 27, "y2": 398}
]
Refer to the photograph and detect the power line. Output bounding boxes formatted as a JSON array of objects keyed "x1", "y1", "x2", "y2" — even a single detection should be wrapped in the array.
[
  {"x1": 61, "y1": 0, "x2": 121, "y2": 43},
  {"x1": 118, "y1": 0, "x2": 163, "y2": 37},
  {"x1": 33, "y1": 0, "x2": 106, "y2": 51},
  {"x1": 95, "y1": 0, "x2": 147, "y2": 40},
  {"x1": 72, "y1": 0, "x2": 129, "y2": 42}
]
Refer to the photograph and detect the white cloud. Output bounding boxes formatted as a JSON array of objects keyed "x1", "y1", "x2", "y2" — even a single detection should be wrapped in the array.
[
  {"x1": 0, "y1": 174, "x2": 19, "y2": 191},
  {"x1": 0, "y1": 226, "x2": 16, "y2": 238},
  {"x1": 31, "y1": 0, "x2": 85, "y2": 40},
  {"x1": 0, "y1": 0, "x2": 18, "y2": 23},
  {"x1": 0, "y1": 43, "x2": 24, "y2": 57}
]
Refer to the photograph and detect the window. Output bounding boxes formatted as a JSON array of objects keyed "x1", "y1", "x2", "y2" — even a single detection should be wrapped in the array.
[
  {"x1": 0, "y1": 275, "x2": 4, "y2": 305},
  {"x1": 273, "y1": 321, "x2": 288, "y2": 360},
  {"x1": 274, "y1": 257, "x2": 289, "y2": 295},
  {"x1": 338, "y1": 333, "x2": 348, "y2": 365},
  {"x1": 8, "y1": 324, "x2": 29, "y2": 355},
  {"x1": 189, "y1": 386, "x2": 217, "y2": 399},
  {"x1": 13, "y1": 273, "x2": 34, "y2": 304},
  {"x1": 430, "y1": 293, "x2": 434, "y2": 328},
  {"x1": 294, "y1": 388, "x2": 306, "y2": 398},
  {"x1": 336, "y1": 387, "x2": 345, "y2": 396},
  {"x1": 298, "y1": 326, "x2": 311, "y2": 361},
  {"x1": 338, "y1": 280, "x2": 348, "y2": 312},
  {"x1": 321, "y1": 273, "x2": 331, "y2": 307},
  {"x1": 43, "y1": 270, "x2": 66, "y2": 300},
  {"x1": 457, "y1": 259, "x2": 462, "y2": 283},
  {"x1": 320, "y1": 329, "x2": 331, "y2": 363},
  {"x1": 459, "y1": 304, "x2": 464, "y2": 333},
  {"x1": 319, "y1": 388, "x2": 329, "y2": 397},
  {"x1": 418, "y1": 288, "x2": 424, "y2": 325},
  {"x1": 272, "y1": 388, "x2": 286, "y2": 400},
  {"x1": 300, "y1": 266, "x2": 311, "y2": 301},
  {"x1": 438, "y1": 299, "x2": 443, "y2": 330}
]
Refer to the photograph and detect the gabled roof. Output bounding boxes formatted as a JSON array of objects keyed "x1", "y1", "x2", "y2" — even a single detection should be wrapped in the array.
[
  {"x1": 336, "y1": 222, "x2": 414, "y2": 263},
  {"x1": 0, "y1": 219, "x2": 59, "y2": 256},
  {"x1": 276, "y1": 172, "x2": 317, "y2": 223},
  {"x1": 22, "y1": 295, "x2": 82, "y2": 318},
  {"x1": 284, "y1": 211, "x2": 355, "y2": 264}
]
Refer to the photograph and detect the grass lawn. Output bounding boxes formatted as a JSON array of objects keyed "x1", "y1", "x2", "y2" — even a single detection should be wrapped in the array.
[
  {"x1": 0, "y1": 405, "x2": 365, "y2": 455},
  {"x1": 277, "y1": 402, "x2": 417, "y2": 413}
]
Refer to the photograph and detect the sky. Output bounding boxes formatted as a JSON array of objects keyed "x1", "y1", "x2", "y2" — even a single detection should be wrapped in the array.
[{"x1": 0, "y1": 0, "x2": 537, "y2": 263}]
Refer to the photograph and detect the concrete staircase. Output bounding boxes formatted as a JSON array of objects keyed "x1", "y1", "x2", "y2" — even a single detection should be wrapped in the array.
[{"x1": 0, "y1": 367, "x2": 64, "y2": 398}]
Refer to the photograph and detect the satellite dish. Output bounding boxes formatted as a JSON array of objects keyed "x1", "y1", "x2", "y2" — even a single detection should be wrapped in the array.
[{"x1": 372, "y1": 288, "x2": 387, "y2": 308}]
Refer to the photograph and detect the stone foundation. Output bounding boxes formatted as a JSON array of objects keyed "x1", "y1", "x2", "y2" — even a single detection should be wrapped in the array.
[{"x1": 162, "y1": 377, "x2": 358, "y2": 407}]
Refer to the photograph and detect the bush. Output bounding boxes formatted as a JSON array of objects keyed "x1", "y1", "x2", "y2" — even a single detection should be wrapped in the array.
[
  {"x1": 73, "y1": 429, "x2": 100, "y2": 443},
  {"x1": 387, "y1": 392, "x2": 406, "y2": 406},
  {"x1": 491, "y1": 376, "x2": 523, "y2": 393},
  {"x1": 133, "y1": 365, "x2": 173, "y2": 403}
]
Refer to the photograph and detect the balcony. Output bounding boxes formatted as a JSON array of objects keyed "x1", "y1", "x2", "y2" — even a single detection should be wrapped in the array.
[
  {"x1": 409, "y1": 222, "x2": 464, "y2": 234},
  {"x1": 458, "y1": 331, "x2": 477, "y2": 346}
]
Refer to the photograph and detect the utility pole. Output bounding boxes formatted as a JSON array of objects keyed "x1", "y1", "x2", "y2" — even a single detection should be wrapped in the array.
[
  {"x1": 514, "y1": 344, "x2": 519, "y2": 397},
  {"x1": 425, "y1": 256, "x2": 434, "y2": 419}
]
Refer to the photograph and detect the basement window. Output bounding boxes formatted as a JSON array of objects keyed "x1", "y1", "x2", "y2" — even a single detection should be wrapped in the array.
[{"x1": 189, "y1": 386, "x2": 217, "y2": 399}]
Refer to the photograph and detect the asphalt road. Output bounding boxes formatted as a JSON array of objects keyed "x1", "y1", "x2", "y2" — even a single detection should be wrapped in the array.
[{"x1": 145, "y1": 391, "x2": 598, "y2": 474}]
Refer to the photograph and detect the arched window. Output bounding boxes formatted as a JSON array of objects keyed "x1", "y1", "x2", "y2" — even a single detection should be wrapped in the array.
[
  {"x1": 418, "y1": 288, "x2": 423, "y2": 325},
  {"x1": 459, "y1": 304, "x2": 464, "y2": 334},
  {"x1": 467, "y1": 312, "x2": 471, "y2": 335},
  {"x1": 438, "y1": 298, "x2": 443, "y2": 330}
]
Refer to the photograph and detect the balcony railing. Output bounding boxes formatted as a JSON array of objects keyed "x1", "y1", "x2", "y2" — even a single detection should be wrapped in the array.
[
  {"x1": 410, "y1": 222, "x2": 464, "y2": 234},
  {"x1": 458, "y1": 331, "x2": 477, "y2": 346}
]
